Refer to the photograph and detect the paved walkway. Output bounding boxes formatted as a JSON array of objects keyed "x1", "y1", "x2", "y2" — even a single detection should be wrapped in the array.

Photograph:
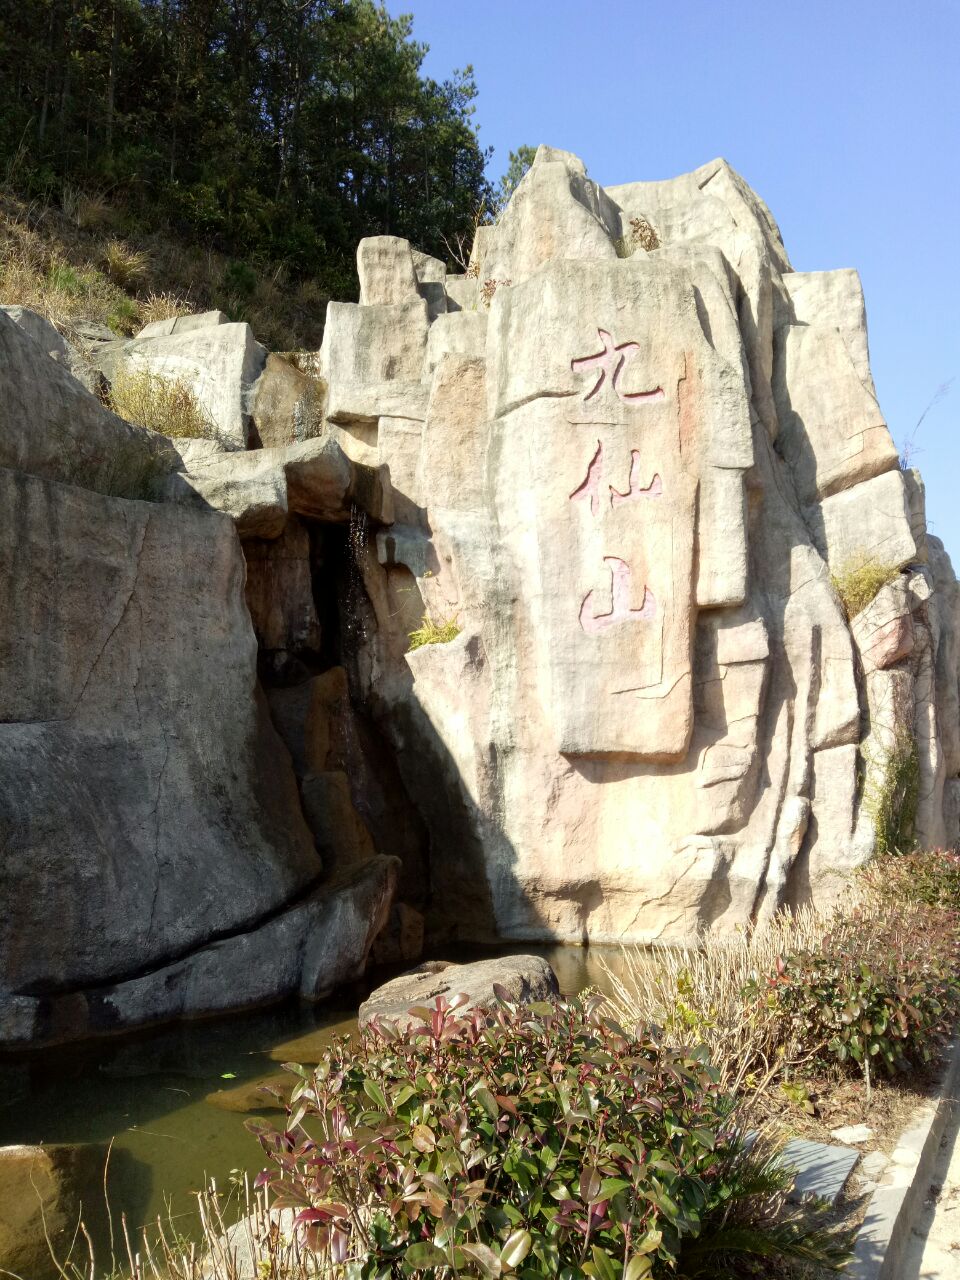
[{"x1": 900, "y1": 1098, "x2": 960, "y2": 1278}]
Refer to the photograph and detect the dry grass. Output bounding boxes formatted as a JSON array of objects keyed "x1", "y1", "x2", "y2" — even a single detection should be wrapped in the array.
[
  {"x1": 0, "y1": 188, "x2": 330, "y2": 350},
  {"x1": 830, "y1": 554, "x2": 902, "y2": 621},
  {"x1": 109, "y1": 367, "x2": 215, "y2": 440},
  {"x1": 51, "y1": 1176, "x2": 330, "y2": 1280},
  {"x1": 599, "y1": 904, "x2": 846, "y2": 1108},
  {"x1": 138, "y1": 291, "x2": 192, "y2": 328},
  {"x1": 102, "y1": 238, "x2": 150, "y2": 288}
]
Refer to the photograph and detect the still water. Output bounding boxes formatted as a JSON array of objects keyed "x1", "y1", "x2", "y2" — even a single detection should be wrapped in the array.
[{"x1": 0, "y1": 944, "x2": 625, "y2": 1236}]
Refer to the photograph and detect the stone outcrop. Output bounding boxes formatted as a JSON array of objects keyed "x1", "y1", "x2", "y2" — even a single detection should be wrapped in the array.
[
  {"x1": 0, "y1": 1142, "x2": 138, "y2": 1280},
  {"x1": 319, "y1": 145, "x2": 959, "y2": 946},
  {"x1": 3, "y1": 142, "x2": 958, "y2": 1049},
  {"x1": 0, "y1": 314, "x2": 401, "y2": 1047},
  {"x1": 358, "y1": 955, "x2": 560, "y2": 1030}
]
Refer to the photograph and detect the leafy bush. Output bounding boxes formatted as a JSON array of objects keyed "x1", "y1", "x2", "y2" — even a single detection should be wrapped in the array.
[
  {"x1": 749, "y1": 900, "x2": 960, "y2": 1089},
  {"x1": 607, "y1": 854, "x2": 960, "y2": 1110},
  {"x1": 251, "y1": 993, "x2": 734, "y2": 1277},
  {"x1": 860, "y1": 847, "x2": 960, "y2": 912},
  {"x1": 408, "y1": 614, "x2": 461, "y2": 651},
  {"x1": 830, "y1": 554, "x2": 901, "y2": 621},
  {"x1": 110, "y1": 366, "x2": 215, "y2": 440},
  {"x1": 249, "y1": 993, "x2": 848, "y2": 1278}
]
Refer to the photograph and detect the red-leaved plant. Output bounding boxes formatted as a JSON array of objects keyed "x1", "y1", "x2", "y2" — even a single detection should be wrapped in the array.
[{"x1": 248, "y1": 991, "x2": 740, "y2": 1278}]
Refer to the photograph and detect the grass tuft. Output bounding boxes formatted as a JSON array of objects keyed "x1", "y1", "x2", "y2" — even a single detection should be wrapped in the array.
[
  {"x1": 110, "y1": 366, "x2": 215, "y2": 440},
  {"x1": 830, "y1": 553, "x2": 902, "y2": 621},
  {"x1": 102, "y1": 236, "x2": 150, "y2": 287},
  {"x1": 407, "y1": 613, "x2": 461, "y2": 651},
  {"x1": 138, "y1": 290, "x2": 192, "y2": 328}
]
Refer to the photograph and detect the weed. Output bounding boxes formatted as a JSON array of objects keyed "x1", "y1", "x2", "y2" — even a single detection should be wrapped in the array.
[
  {"x1": 110, "y1": 366, "x2": 215, "y2": 440},
  {"x1": 407, "y1": 613, "x2": 461, "y2": 650},
  {"x1": 102, "y1": 237, "x2": 150, "y2": 287},
  {"x1": 138, "y1": 290, "x2": 191, "y2": 328},
  {"x1": 479, "y1": 276, "x2": 511, "y2": 308},
  {"x1": 616, "y1": 214, "x2": 661, "y2": 258},
  {"x1": 830, "y1": 553, "x2": 902, "y2": 621},
  {"x1": 863, "y1": 730, "x2": 920, "y2": 855}
]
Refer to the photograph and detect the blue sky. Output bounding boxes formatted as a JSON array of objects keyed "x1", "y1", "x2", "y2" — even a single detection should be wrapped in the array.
[{"x1": 388, "y1": 0, "x2": 960, "y2": 561}]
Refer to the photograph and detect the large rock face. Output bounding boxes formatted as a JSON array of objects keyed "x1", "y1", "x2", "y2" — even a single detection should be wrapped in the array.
[
  {"x1": 320, "y1": 145, "x2": 960, "y2": 946},
  {"x1": 0, "y1": 315, "x2": 399, "y2": 1047},
  {"x1": 2, "y1": 143, "x2": 958, "y2": 1049}
]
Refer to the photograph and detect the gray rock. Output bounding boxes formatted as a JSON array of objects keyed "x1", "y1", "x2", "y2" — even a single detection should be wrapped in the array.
[
  {"x1": 0, "y1": 1142, "x2": 144, "y2": 1280},
  {"x1": 359, "y1": 954, "x2": 560, "y2": 1030},
  {"x1": 0, "y1": 304, "x2": 101, "y2": 394},
  {"x1": 4, "y1": 859, "x2": 399, "y2": 1047},
  {"x1": 781, "y1": 1138, "x2": 860, "y2": 1206},
  {"x1": 831, "y1": 1124, "x2": 875, "y2": 1145},
  {"x1": 0, "y1": 307, "x2": 167, "y2": 497},
  {"x1": 115, "y1": 319, "x2": 267, "y2": 447},
  {"x1": 0, "y1": 468, "x2": 324, "y2": 1037},
  {"x1": 165, "y1": 434, "x2": 391, "y2": 537}
]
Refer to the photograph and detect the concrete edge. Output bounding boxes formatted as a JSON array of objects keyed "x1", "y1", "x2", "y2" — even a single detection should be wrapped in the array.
[{"x1": 847, "y1": 1038, "x2": 960, "y2": 1279}]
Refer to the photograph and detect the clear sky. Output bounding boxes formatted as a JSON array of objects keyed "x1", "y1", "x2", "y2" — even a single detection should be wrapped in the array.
[{"x1": 387, "y1": 0, "x2": 960, "y2": 561}]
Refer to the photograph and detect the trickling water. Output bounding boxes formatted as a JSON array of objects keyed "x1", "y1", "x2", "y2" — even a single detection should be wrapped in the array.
[{"x1": 343, "y1": 502, "x2": 369, "y2": 649}]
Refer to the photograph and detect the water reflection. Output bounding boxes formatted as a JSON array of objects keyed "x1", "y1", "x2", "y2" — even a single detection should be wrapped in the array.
[{"x1": 0, "y1": 944, "x2": 625, "y2": 1229}]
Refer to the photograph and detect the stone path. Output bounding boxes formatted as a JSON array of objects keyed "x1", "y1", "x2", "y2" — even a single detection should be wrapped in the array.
[{"x1": 900, "y1": 1098, "x2": 960, "y2": 1277}]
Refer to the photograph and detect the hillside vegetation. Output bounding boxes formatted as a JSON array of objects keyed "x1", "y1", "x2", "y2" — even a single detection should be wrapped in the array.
[{"x1": 1, "y1": 0, "x2": 493, "y2": 347}]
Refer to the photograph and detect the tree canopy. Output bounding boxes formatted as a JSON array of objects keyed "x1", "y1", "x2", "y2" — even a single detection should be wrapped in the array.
[{"x1": 0, "y1": 0, "x2": 494, "y2": 295}]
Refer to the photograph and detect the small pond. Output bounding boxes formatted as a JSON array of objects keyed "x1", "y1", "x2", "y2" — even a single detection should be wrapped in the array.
[{"x1": 0, "y1": 943, "x2": 627, "y2": 1239}]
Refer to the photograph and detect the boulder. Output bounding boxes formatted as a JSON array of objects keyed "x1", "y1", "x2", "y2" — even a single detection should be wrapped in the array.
[
  {"x1": 4, "y1": 858, "x2": 399, "y2": 1047},
  {"x1": 0, "y1": 1142, "x2": 140, "y2": 1280},
  {"x1": 250, "y1": 352, "x2": 325, "y2": 448},
  {"x1": 357, "y1": 236, "x2": 420, "y2": 306},
  {"x1": 118, "y1": 319, "x2": 267, "y2": 447},
  {"x1": 0, "y1": 307, "x2": 167, "y2": 498},
  {"x1": 166, "y1": 434, "x2": 392, "y2": 536},
  {"x1": 0, "y1": 467, "x2": 336, "y2": 1045},
  {"x1": 0, "y1": 304, "x2": 101, "y2": 394},
  {"x1": 358, "y1": 954, "x2": 560, "y2": 1030}
]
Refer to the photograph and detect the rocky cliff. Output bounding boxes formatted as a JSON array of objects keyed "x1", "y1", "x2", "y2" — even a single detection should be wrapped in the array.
[
  {"x1": 1, "y1": 143, "x2": 956, "y2": 1047},
  {"x1": 321, "y1": 145, "x2": 958, "y2": 946}
]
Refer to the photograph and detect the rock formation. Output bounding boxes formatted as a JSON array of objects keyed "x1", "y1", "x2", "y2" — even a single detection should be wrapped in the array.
[
  {"x1": 0, "y1": 308, "x2": 399, "y2": 1047},
  {"x1": 1, "y1": 143, "x2": 957, "y2": 1047},
  {"x1": 319, "y1": 145, "x2": 959, "y2": 946}
]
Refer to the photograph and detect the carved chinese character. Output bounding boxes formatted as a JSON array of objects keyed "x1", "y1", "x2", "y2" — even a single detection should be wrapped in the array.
[
  {"x1": 570, "y1": 440, "x2": 663, "y2": 516},
  {"x1": 571, "y1": 329, "x2": 665, "y2": 403},
  {"x1": 580, "y1": 558, "x2": 657, "y2": 634}
]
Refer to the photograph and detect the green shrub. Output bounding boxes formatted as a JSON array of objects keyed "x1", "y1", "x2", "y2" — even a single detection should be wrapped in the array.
[
  {"x1": 830, "y1": 554, "x2": 901, "y2": 621},
  {"x1": 251, "y1": 994, "x2": 732, "y2": 1277},
  {"x1": 861, "y1": 848, "x2": 960, "y2": 912},
  {"x1": 408, "y1": 614, "x2": 461, "y2": 651},
  {"x1": 110, "y1": 366, "x2": 215, "y2": 440},
  {"x1": 749, "y1": 901, "x2": 960, "y2": 1086},
  {"x1": 249, "y1": 993, "x2": 848, "y2": 1278}
]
